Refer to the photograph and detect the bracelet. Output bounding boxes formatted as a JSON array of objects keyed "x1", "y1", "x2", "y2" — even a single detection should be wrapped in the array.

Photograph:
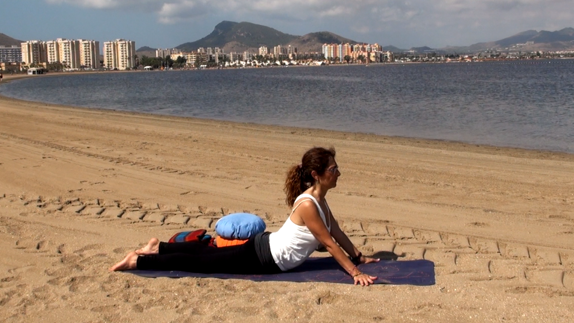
[
  {"x1": 350, "y1": 265, "x2": 362, "y2": 277},
  {"x1": 351, "y1": 252, "x2": 362, "y2": 263}
]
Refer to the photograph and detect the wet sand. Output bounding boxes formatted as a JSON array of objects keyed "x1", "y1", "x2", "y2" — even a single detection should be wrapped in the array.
[{"x1": 1, "y1": 76, "x2": 574, "y2": 322}]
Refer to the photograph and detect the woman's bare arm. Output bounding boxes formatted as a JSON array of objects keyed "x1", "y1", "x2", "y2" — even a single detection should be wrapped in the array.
[{"x1": 294, "y1": 201, "x2": 377, "y2": 286}]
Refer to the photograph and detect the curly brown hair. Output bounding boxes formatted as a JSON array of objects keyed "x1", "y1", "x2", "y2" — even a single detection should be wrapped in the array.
[{"x1": 284, "y1": 147, "x2": 336, "y2": 207}]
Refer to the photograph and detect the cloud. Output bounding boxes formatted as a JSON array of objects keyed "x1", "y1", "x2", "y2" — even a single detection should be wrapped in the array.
[
  {"x1": 45, "y1": 0, "x2": 163, "y2": 11},
  {"x1": 158, "y1": 1, "x2": 211, "y2": 23},
  {"x1": 44, "y1": 0, "x2": 574, "y2": 27},
  {"x1": 43, "y1": 0, "x2": 574, "y2": 47}
]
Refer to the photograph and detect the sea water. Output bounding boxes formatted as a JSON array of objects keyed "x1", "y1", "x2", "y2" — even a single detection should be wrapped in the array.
[{"x1": 2, "y1": 60, "x2": 573, "y2": 153}]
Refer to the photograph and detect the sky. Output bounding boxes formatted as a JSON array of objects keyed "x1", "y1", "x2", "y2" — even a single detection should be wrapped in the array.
[{"x1": 1, "y1": 0, "x2": 573, "y2": 50}]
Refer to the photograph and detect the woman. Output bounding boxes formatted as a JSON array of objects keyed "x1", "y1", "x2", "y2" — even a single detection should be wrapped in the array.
[{"x1": 110, "y1": 147, "x2": 379, "y2": 286}]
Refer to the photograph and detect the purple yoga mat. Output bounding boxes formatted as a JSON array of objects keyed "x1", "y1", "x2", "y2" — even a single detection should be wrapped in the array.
[{"x1": 128, "y1": 258, "x2": 435, "y2": 285}]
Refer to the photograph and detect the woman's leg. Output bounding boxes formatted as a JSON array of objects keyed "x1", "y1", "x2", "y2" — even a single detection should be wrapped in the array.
[
  {"x1": 112, "y1": 239, "x2": 212, "y2": 271},
  {"x1": 135, "y1": 238, "x2": 160, "y2": 255},
  {"x1": 157, "y1": 240, "x2": 211, "y2": 254},
  {"x1": 137, "y1": 239, "x2": 265, "y2": 274},
  {"x1": 109, "y1": 251, "x2": 138, "y2": 271},
  {"x1": 136, "y1": 238, "x2": 211, "y2": 255}
]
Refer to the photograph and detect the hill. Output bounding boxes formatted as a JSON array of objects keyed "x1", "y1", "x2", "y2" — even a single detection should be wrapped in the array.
[
  {"x1": 462, "y1": 28, "x2": 574, "y2": 52},
  {"x1": 172, "y1": 21, "x2": 366, "y2": 54},
  {"x1": 177, "y1": 21, "x2": 300, "y2": 53},
  {"x1": 403, "y1": 28, "x2": 574, "y2": 54},
  {"x1": 133, "y1": 22, "x2": 574, "y2": 55},
  {"x1": 289, "y1": 32, "x2": 358, "y2": 53},
  {"x1": 136, "y1": 46, "x2": 156, "y2": 58},
  {"x1": 0, "y1": 33, "x2": 23, "y2": 46}
]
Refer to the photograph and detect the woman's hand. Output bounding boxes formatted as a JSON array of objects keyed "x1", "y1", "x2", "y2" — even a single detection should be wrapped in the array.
[{"x1": 353, "y1": 272, "x2": 378, "y2": 286}]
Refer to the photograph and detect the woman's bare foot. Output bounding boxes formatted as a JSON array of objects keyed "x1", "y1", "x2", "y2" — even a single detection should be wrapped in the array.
[
  {"x1": 135, "y1": 238, "x2": 160, "y2": 255},
  {"x1": 109, "y1": 251, "x2": 139, "y2": 271}
]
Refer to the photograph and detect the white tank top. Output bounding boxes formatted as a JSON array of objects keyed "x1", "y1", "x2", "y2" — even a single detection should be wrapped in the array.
[{"x1": 268, "y1": 194, "x2": 332, "y2": 271}]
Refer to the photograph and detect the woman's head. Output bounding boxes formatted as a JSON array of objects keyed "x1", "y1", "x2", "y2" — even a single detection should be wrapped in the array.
[{"x1": 284, "y1": 147, "x2": 337, "y2": 206}]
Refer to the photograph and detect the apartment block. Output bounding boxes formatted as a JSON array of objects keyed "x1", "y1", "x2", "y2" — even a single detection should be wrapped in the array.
[
  {"x1": 79, "y1": 39, "x2": 100, "y2": 69},
  {"x1": 22, "y1": 38, "x2": 100, "y2": 69},
  {"x1": 185, "y1": 52, "x2": 198, "y2": 65},
  {"x1": 0, "y1": 45, "x2": 22, "y2": 63},
  {"x1": 103, "y1": 39, "x2": 136, "y2": 70},
  {"x1": 156, "y1": 48, "x2": 177, "y2": 59},
  {"x1": 21, "y1": 40, "x2": 47, "y2": 66},
  {"x1": 258, "y1": 46, "x2": 268, "y2": 56},
  {"x1": 57, "y1": 38, "x2": 81, "y2": 69},
  {"x1": 323, "y1": 42, "x2": 383, "y2": 62},
  {"x1": 45, "y1": 40, "x2": 60, "y2": 64}
]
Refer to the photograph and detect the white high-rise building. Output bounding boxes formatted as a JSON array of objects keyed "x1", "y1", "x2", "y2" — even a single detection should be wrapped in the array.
[
  {"x1": 21, "y1": 40, "x2": 46, "y2": 66},
  {"x1": 57, "y1": 38, "x2": 81, "y2": 69},
  {"x1": 45, "y1": 40, "x2": 60, "y2": 64},
  {"x1": 103, "y1": 39, "x2": 136, "y2": 70},
  {"x1": 79, "y1": 39, "x2": 100, "y2": 69},
  {"x1": 156, "y1": 48, "x2": 176, "y2": 59},
  {"x1": 258, "y1": 46, "x2": 268, "y2": 56},
  {"x1": 21, "y1": 38, "x2": 99, "y2": 69}
]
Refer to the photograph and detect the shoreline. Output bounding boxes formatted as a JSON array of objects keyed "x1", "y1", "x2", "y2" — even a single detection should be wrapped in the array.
[
  {"x1": 1, "y1": 75, "x2": 573, "y2": 159},
  {"x1": 1, "y1": 90, "x2": 574, "y2": 321}
]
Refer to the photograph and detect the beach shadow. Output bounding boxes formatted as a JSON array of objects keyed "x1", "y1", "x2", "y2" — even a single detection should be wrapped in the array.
[{"x1": 372, "y1": 251, "x2": 401, "y2": 261}]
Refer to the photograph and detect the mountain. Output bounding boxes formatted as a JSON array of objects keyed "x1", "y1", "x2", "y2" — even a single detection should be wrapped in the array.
[
  {"x1": 136, "y1": 46, "x2": 156, "y2": 58},
  {"x1": 134, "y1": 22, "x2": 574, "y2": 55},
  {"x1": 177, "y1": 21, "x2": 300, "y2": 53},
  {"x1": 403, "y1": 28, "x2": 574, "y2": 54},
  {"x1": 463, "y1": 28, "x2": 574, "y2": 52},
  {"x1": 0, "y1": 33, "x2": 23, "y2": 46},
  {"x1": 288, "y1": 32, "x2": 358, "y2": 53},
  {"x1": 410, "y1": 46, "x2": 433, "y2": 53},
  {"x1": 494, "y1": 30, "x2": 539, "y2": 47},
  {"x1": 137, "y1": 46, "x2": 156, "y2": 52},
  {"x1": 173, "y1": 21, "x2": 365, "y2": 54},
  {"x1": 383, "y1": 45, "x2": 406, "y2": 52}
]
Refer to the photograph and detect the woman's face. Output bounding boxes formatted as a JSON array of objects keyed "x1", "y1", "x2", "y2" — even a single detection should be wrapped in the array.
[{"x1": 321, "y1": 156, "x2": 341, "y2": 189}]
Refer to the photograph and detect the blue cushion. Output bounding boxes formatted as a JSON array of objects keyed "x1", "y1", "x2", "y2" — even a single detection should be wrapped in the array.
[{"x1": 215, "y1": 213, "x2": 266, "y2": 239}]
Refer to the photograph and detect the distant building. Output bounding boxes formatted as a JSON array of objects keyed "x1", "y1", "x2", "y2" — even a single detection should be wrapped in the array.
[
  {"x1": 43, "y1": 38, "x2": 81, "y2": 69},
  {"x1": 45, "y1": 39, "x2": 60, "y2": 64},
  {"x1": 21, "y1": 40, "x2": 46, "y2": 66},
  {"x1": 273, "y1": 45, "x2": 287, "y2": 58},
  {"x1": 22, "y1": 38, "x2": 99, "y2": 69},
  {"x1": 322, "y1": 44, "x2": 334, "y2": 59},
  {"x1": 185, "y1": 52, "x2": 199, "y2": 66},
  {"x1": 258, "y1": 46, "x2": 268, "y2": 56},
  {"x1": 156, "y1": 48, "x2": 177, "y2": 59},
  {"x1": 322, "y1": 42, "x2": 383, "y2": 62},
  {"x1": 1, "y1": 62, "x2": 22, "y2": 72},
  {"x1": 103, "y1": 39, "x2": 136, "y2": 70},
  {"x1": 0, "y1": 45, "x2": 22, "y2": 63},
  {"x1": 79, "y1": 39, "x2": 100, "y2": 69},
  {"x1": 57, "y1": 38, "x2": 81, "y2": 69}
]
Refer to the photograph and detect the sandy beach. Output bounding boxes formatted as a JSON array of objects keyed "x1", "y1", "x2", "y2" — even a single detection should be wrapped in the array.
[{"x1": 1, "y1": 73, "x2": 574, "y2": 322}]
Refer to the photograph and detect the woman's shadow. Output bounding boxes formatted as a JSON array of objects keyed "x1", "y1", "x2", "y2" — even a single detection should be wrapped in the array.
[{"x1": 372, "y1": 251, "x2": 402, "y2": 261}]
